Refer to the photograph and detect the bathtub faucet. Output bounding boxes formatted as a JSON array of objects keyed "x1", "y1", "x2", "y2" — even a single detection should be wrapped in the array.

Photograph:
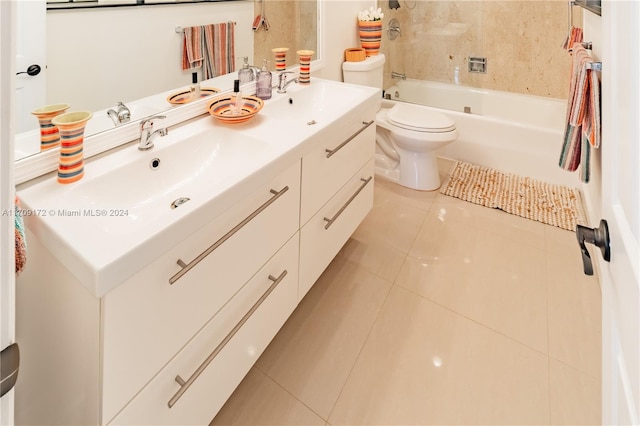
[{"x1": 391, "y1": 71, "x2": 406, "y2": 80}]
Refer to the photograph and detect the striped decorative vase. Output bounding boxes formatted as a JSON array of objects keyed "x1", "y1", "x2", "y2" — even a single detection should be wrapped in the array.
[
  {"x1": 297, "y1": 50, "x2": 314, "y2": 85},
  {"x1": 358, "y1": 20, "x2": 382, "y2": 56},
  {"x1": 272, "y1": 47, "x2": 289, "y2": 71},
  {"x1": 31, "y1": 103, "x2": 70, "y2": 151},
  {"x1": 51, "y1": 111, "x2": 92, "y2": 184}
]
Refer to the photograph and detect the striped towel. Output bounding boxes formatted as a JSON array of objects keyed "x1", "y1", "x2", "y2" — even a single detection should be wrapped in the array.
[
  {"x1": 562, "y1": 27, "x2": 583, "y2": 50},
  {"x1": 558, "y1": 43, "x2": 601, "y2": 183},
  {"x1": 14, "y1": 196, "x2": 27, "y2": 275},
  {"x1": 202, "y1": 22, "x2": 235, "y2": 80},
  {"x1": 181, "y1": 22, "x2": 235, "y2": 79},
  {"x1": 182, "y1": 26, "x2": 203, "y2": 70}
]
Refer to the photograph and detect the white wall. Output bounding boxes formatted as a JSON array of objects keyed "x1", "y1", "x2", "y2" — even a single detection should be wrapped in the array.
[
  {"x1": 315, "y1": 0, "x2": 375, "y2": 82},
  {"x1": 46, "y1": 0, "x2": 376, "y2": 112},
  {"x1": 46, "y1": 1, "x2": 254, "y2": 112}
]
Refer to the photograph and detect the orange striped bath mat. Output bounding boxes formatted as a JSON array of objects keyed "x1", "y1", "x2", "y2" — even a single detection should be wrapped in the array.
[{"x1": 440, "y1": 161, "x2": 588, "y2": 231}]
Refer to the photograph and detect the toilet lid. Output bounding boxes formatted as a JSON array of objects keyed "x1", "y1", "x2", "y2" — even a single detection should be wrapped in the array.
[{"x1": 386, "y1": 103, "x2": 456, "y2": 132}]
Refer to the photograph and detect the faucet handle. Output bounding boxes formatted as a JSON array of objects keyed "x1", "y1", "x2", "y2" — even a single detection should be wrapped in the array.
[{"x1": 140, "y1": 115, "x2": 166, "y2": 129}]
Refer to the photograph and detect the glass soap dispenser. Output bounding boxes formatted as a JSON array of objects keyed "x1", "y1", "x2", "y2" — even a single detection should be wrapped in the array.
[
  {"x1": 256, "y1": 59, "x2": 272, "y2": 100},
  {"x1": 238, "y1": 56, "x2": 255, "y2": 84}
]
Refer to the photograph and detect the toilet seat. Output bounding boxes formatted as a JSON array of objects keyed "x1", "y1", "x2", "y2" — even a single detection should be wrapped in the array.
[{"x1": 386, "y1": 103, "x2": 456, "y2": 133}]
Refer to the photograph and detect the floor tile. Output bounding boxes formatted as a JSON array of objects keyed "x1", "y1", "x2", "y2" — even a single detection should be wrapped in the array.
[
  {"x1": 549, "y1": 359, "x2": 601, "y2": 425},
  {"x1": 337, "y1": 236, "x2": 407, "y2": 283},
  {"x1": 210, "y1": 368, "x2": 325, "y2": 426},
  {"x1": 396, "y1": 228, "x2": 549, "y2": 353},
  {"x1": 352, "y1": 184, "x2": 431, "y2": 255},
  {"x1": 328, "y1": 286, "x2": 550, "y2": 426},
  {"x1": 427, "y1": 194, "x2": 547, "y2": 250},
  {"x1": 256, "y1": 257, "x2": 392, "y2": 419},
  {"x1": 547, "y1": 244, "x2": 602, "y2": 378},
  {"x1": 373, "y1": 178, "x2": 439, "y2": 212}
]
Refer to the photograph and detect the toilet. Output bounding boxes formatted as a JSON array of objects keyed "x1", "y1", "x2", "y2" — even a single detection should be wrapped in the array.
[{"x1": 342, "y1": 54, "x2": 457, "y2": 191}]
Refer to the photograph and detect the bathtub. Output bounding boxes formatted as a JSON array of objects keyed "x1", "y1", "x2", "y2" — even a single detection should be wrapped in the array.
[{"x1": 383, "y1": 79, "x2": 577, "y2": 187}]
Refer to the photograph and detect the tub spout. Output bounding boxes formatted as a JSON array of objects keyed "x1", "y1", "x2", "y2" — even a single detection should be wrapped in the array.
[{"x1": 391, "y1": 71, "x2": 406, "y2": 80}]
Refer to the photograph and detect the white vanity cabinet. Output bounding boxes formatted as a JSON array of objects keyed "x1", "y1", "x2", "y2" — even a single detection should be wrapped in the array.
[
  {"x1": 15, "y1": 79, "x2": 380, "y2": 426},
  {"x1": 16, "y1": 161, "x2": 302, "y2": 425},
  {"x1": 299, "y1": 106, "x2": 377, "y2": 299},
  {"x1": 101, "y1": 161, "x2": 301, "y2": 423}
]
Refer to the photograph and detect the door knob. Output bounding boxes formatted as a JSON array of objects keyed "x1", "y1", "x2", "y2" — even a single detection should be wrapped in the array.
[
  {"x1": 576, "y1": 219, "x2": 611, "y2": 276},
  {"x1": 16, "y1": 64, "x2": 41, "y2": 76}
]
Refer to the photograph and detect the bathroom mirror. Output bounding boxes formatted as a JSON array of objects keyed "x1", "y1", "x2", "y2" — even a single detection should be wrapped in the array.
[{"x1": 15, "y1": 0, "x2": 319, "y2": 162}]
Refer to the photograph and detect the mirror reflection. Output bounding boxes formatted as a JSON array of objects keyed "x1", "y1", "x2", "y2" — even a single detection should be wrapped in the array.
[{"x1": 16, "y1": 0, "x2": 318, "y2": 161}]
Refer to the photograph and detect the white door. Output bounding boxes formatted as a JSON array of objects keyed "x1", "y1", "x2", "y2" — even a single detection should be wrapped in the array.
[
  {"x1": 600, "y1": 0, "x2": 640, "y2": 423},
  {"x1": 1, "y1": 1, "x2": 17, "y2": 424},
  {"x1": 15, "y1": 0, "x2": 45, "y2": 133}
]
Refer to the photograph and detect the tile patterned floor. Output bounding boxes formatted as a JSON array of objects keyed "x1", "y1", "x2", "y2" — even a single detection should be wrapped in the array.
[{"x1": 211, "y1": 159, "x2": 602, "y2": 426}]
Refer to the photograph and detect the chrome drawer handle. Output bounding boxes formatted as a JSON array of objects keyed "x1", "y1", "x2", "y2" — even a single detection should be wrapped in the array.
[
  {"x1": 323, "y1": 176, "x2": 372, "y2": 230},
  {"x1": 168, "y1": 269, "x2": 288, "y2": 408},
  {"x1": 325, "y1": 120, "x2": 374, "y2": 158},
  {"x1": 169, "y1": 186, "x2": 289, "y2": 285}
]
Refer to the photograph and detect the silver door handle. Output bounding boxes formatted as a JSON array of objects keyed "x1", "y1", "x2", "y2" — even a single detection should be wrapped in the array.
[
  {"x1": 168, "y1": 270, "x2": 288, "y2": 408},
  {"x1": 170, "y1": 186, "x2": 289, "y2": 284},
  {"x1": 325, "y1": 121, "x2": 374, "y2": 158},
  {"x1": 323, "y1": 176, "x2": 372, "y2": 230}
]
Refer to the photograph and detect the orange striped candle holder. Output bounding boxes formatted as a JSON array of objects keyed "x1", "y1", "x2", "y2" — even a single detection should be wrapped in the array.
[
  {"x1": 297, "y1": 50, "x2": 314, "y2": 85},
  {"x1": 272, "y1": 47, "x2": 289, "y2": 71},
  {"x1": 31, "y1": 103, "x2": 70, "y2": 151},
  {"x1": 357, "y1": 20, "x2": 382, "y2": 57},
  {"x1": 51, "y1": 111, "x2": 92, "y2": 184}
]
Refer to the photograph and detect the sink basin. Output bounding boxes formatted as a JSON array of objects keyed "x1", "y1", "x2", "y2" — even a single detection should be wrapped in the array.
[
  {"x1": 261, "y1": 80, "x2": 378, "y2": 125},
  {"x1": 18, "y1": 118, "x2": 276, "y2": 295},
  {"x1": 17, "y1": 77, "x2": 379, "y2": 297},
  {"x1": 65, "y1": 129, "x2": 270, "y2": 229}
]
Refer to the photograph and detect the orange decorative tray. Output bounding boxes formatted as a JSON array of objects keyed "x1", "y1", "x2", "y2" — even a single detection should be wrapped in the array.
[
  {"x1": 167, "y1": 87, "x2": 220, "y2": 105},
  {"x1": 207, "y1": 95, "x2": 264, "y2": 124}
]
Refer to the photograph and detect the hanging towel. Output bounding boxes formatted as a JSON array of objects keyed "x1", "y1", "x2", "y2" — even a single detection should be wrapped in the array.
[
  {"x1": 558, "y1": 43, "x2": 600, "y2": 183},
  {"x1": 14, "y1": 196, "x2": 26, "y2": 275},
  {"x1": 181, "y1": 26, "x2": 203, "y2": 70},
  {"x1": 562, "y1": 26, "x2": 583, "y2": 50},
  {"x1": 202, "y1": 22, "x2": 236, "y2": 80},
  {"x1": 181, "y1": 22, "x2": 235, "y2": 78}
]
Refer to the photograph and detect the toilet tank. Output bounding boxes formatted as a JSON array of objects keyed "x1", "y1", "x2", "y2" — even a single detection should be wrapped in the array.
[{"x1": 342, "y1": 53, "x2": 385, "y2": 89}]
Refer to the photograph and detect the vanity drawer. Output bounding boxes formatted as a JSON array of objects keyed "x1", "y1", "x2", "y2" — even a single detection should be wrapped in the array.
[
  {"x1": 300, "y1": 115, "x2": 375, "y2": 225},
  {"x1": 101, "y1": 161, "x2": 301, "y2": 424},
  {"x1": 108, "y1": 234, "x2": 299, "y2": 425},
  {"x1": 299, "y1": 158, "x2": 374, "y2": 299}
]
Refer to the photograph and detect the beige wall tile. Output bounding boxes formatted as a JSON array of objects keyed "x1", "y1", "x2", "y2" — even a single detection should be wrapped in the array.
[{"x1": 380, "y1": 0, "x2": 571, "y2": 99}]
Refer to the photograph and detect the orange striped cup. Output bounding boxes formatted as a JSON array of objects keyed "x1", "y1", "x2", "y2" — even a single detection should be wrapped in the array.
[
  {"x1": 297, "y1": 50, "x2": 314, "y2": 85},
  {"x1": 51, "y1": 111, "x2": 92, "y2": 184},
  {"x1": 272, "y1": 47, "x2": 289, "y2": 71},
  {"x1": 31, "y1": 103, "x2": 70, "y2": 151}
]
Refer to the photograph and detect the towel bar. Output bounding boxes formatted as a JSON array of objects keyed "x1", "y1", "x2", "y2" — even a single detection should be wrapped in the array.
[
  {"x1": 175, "y1": 22, "x2": 236, "y2": 33},
  {"x1": 586, "y1": 62, "x2": 602, "y2": 71}
]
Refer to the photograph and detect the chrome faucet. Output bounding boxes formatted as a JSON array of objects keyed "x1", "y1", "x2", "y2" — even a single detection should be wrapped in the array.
[
  {"x1": 139, "y1": 115, "x2": 168, "y2": 151},
  {"x1": 277, "y1": 71, "x2": 298, "y2": 93},
  {"x1": 391, "y1": 71, "x2": 406, "y2": 80},
  {"x1": 107, "y1": 101, "x2": 131, "y2": 126}
]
